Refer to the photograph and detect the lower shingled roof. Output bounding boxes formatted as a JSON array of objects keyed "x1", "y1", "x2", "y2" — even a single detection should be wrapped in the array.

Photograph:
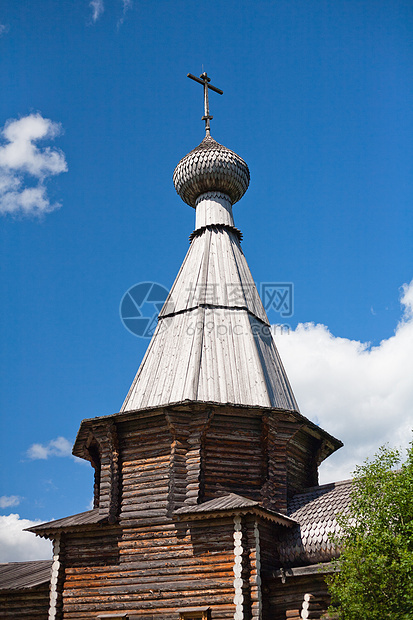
[
  {"x1": 0, "y1": 560, "x2": 52, "y2": 590},
  {"x1": 26, "y1": 509, "x2": 107, "y2": 537},
  {"x1": 275, "y1": 479, "x2": 352, "y2": 566},
  {"x1": 175, "y1": 493, "x2": 296, "y2": 526}
]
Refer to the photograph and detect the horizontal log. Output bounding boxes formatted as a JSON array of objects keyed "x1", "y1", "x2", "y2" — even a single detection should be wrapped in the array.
[
  {"x1": 66, "y1": 556, "x2": 233, "y2": 578},
  {"x1": 121, "y1": 489, "x2": 169, "y2": 500},
  {"x1": 121, "y1": 500, "x2": 168, "y2": 511},
  {"x1": 64, "y1": 577, "x2": 234, "y2": 597},
  {"x1": 66, "y1": 565, "x2": 234, "y2": 585},
  {"x1": 63, "y1": 589, "x2": 235, "y2": 607}
]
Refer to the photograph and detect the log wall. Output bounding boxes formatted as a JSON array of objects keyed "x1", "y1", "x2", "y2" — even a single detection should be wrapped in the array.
[
  {"x1": 265, "y1": 573, "x2": 331, "y2": 620},
  {"x1": 61, "y1": 517, "x2": 237, "y2": 620},
  {"x1": 80, "y1": 405, "x2": 326, "y2": 520},
  {"x1": 286, "y1": 428, "x2": 320, "y2": 500},
  {"x1": 82, "y1": 421, "x2": 120, "y2": 519},
  {"x1": 119, "y1": 414, "x2": 171, "y2": 523},
  {"x1": 0, "y1": 584, "x2": 50, "y2": 619},
  {"x1": 257, "y1": 520, "x2": 283, "y2": 573},
  {"x1": 261, "y1": 415, "x2": 319, "y2": 513},
  {"x1": 203, "y1": 412, "x2": 264, "y2": 502},
  {"x1": 55, "y1": 403, "x2": 334, "y2": 620}
]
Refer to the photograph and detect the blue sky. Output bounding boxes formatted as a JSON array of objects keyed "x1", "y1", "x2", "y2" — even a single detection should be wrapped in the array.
[{"x1": 0, "y1": 0, "x2": 412, "y2": 560}]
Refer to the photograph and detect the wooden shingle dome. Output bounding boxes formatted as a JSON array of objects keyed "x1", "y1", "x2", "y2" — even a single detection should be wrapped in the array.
[{"x1": 173, "y1": 134, "x2": 250, "y2": 207}]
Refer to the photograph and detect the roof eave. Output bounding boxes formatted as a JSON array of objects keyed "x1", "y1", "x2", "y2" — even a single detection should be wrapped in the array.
[
  {"x1": 174, "y1": 505, "x2": 297, "y2": 528},
  {"x1": 72, "y1": 400, "x2": 342, "y2": 461},
  {"x1": 272, "y1": 561, "x2": 339, "y2": 579},
  {"x1": 26, "y1": 521, "x2": 108, "y2": 540},
  {"x1": 25, "y1": 509, "x2": 108, "y2": 539}
]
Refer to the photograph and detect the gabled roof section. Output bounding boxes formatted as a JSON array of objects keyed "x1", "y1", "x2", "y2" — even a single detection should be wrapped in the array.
[
  {"x1": 0, "y1": 560, "x2": 52, "y2": 590},
  {"x1": 175, "y1": 493, "x2": 259, "y2": 513},
  {"x1": 174, "y1": 492, "x2": 297, "y2": 527},
  {"x1": 26, "y1": 509, "x2": 107, "y2": 538}
]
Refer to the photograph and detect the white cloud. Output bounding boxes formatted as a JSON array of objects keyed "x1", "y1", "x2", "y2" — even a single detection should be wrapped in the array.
[
  {"x1": 0, "y1": 496, "x2": 21, "y2": 509},
  {"x1": 89, "y1": 0, "x2": 132, "y2": 27},
  {"x1": 0, "y1": 113, "x2": 67, "y2": 217},
  {"x1": 275, "y1": 280, "x2": 413, "y2": 484},
  {"x1": 118, "y1": 0, "x2": 133, "y2": 26},
  {"x1": 0, "y1": 24, "x2": 9, "y2": 37},
  {"x1": 90, "y1": 0, "x2": 104, "y2": 21},
  {"x1": 27, "y1": 437, "x2": 72, "y2": 460},
  {"x1": 0, "y1": 514, "x2": 52, "y2": 562}
]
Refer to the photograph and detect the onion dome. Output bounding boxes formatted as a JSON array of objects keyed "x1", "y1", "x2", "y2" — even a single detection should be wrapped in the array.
[{"x1": 173, "y1": 134, "x2": 250, "y2": 208}]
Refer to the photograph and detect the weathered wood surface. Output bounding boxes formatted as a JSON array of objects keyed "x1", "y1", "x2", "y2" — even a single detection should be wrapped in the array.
[
  {"x1": 203, "y1": 413, "x2": 264, "y2": 502},
  {"x1": 286, "y1": 428, "x2": 320, "y2": 500},
  {"x1": 0, "y1": 585, "x2": 50, "y2": 619},
  {"x1": 261, "y1": 414, "x2": 322, "y2": 513},
  {"x1": 119, "y1": 414, "x2": 171, "y2": 523},
  {"x1": 265, "y1": 573, "x2": 331, "y2": 620},
  {"x1": 49, "y1": 403, "x2": 337, "y2": 620},
  {"x1": 61, "y1": 518, "x2": 236, "y2": 619}
]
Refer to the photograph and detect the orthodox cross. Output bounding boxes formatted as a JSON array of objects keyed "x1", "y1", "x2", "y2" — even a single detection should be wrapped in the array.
[{"x1": 187, "y1": 72, "x2": 223, "y2": 135}]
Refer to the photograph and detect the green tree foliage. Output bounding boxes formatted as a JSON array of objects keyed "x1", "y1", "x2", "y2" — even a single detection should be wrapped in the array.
[{"x1": 327, "y1": 443, "x2": 413, "y2": 619}]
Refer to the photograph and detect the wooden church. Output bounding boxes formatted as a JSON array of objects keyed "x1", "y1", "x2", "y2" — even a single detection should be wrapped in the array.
[{"x1": 1, "y1": 74, "x2": 351, "y2": 620}]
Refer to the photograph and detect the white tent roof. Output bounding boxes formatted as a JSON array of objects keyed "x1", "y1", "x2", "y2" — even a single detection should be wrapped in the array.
[{"x1": 121, "y1": 152, "x2": 299, "y2": 413}]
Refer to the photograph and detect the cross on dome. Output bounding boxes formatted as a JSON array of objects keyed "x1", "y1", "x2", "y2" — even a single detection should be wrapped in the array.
[
  {"x1": 187, "y1": 71, "x2": 223, "y2": 135},
  {"x1": 174, "y1": 73, "x2": 249, "y2": 208}
]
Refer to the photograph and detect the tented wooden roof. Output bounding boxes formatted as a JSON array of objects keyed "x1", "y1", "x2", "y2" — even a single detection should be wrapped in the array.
[{"x1": 122, "y1": 163, "x2": 299, "y2": 413}]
